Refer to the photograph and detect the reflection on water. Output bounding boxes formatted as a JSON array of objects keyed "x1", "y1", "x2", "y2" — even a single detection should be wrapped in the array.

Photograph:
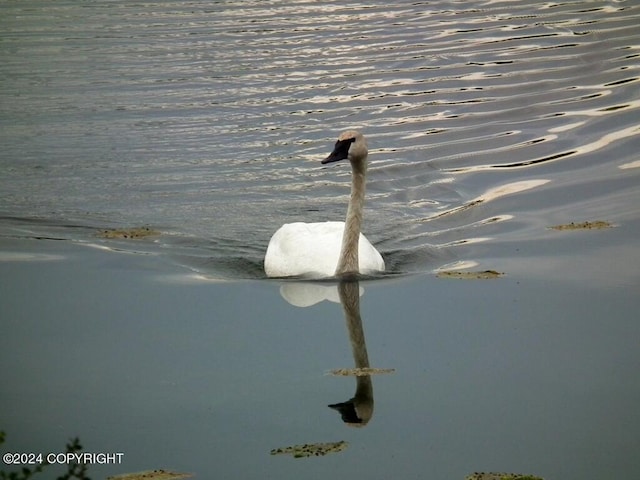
[
  {"x1": 1, "y1": 0, "x2": 639, "y2": 280},
  {"x1": 275, "y1": 280, "x2": 392, "y2": 427},
  {"x1": 1, "y1": 224, "x2": 639, "y2": 479},
  {"x1": 1, "y1": 3, "x2": 640, "y2": 478},
  {"x1": 270, "y1": 279, "x2": 382, "y2": 457},
  {"x1": 279, "y1": 281, "x2": 362, "y2": 307},
  {"x1": 328, "y1": 281, "x2": 375, "y2": 426}
]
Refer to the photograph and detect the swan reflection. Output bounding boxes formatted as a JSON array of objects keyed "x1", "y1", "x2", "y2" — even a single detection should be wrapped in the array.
[
  {"x1": 276, "y1": 279, "x2": 394, "y2": 426},
  {"x1": 278, "y1": 281, "x2": 364, "y2": 307},
  {"x1": 328, "y1": 280, "x2": 375, "y2": 426},
  {"x1": 268, "y1": 278, "x2": 395, "y2": 460}
]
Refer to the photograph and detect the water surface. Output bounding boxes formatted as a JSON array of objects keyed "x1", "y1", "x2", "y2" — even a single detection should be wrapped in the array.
[
  {"x1": 2, "y1": 0, "x2": 639, "y2": 278},
  {"x1": 1, "y1": 1, "x2": 639, "y2": 478}
]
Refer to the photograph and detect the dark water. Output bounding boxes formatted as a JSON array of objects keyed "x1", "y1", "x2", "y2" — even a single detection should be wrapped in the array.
[{"x1": 1, "y1": 1, "x2": 639, "y2": 479}]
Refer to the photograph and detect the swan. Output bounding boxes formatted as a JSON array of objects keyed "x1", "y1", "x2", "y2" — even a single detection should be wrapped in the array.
[{"x1": 264, "y1": 130, "x2": 385, "y2": 278}]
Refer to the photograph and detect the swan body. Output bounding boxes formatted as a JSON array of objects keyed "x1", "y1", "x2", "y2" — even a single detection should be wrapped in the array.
[
  {"x1": 265, "y1": 221, "x2": 384, "y2": 278},
  {"x1": 264, "y1": 130, "x2": 385, "y2": 278}
]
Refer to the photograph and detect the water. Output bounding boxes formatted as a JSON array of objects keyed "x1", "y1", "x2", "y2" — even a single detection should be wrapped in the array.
[
  {"x1": 1, "y1": 1, "x2": 639, "y2": 478},
  {"x1": 2, "y1": 0, "x2": 639, "y2": 278}
]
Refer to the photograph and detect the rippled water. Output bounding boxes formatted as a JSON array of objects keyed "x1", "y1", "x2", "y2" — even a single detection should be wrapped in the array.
[
  {"x1": 2, "y1": 0, "x2": 639, "y2": 278},
  {"x1": 2, "y1": 3, "x2": 640, "y2": 479}
]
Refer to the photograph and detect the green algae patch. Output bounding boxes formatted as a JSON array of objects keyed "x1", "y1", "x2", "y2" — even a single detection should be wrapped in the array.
[
  {"x1": 437, "y1": 270, "x2": 503, "y2": 279},
  {"x1": 270, "y1": 441, "x2": 348, "y2": 458},
  {"x1": 107, "y1": 469, "x2": 191, "y2": 480},
  {"x1": 549, "y1": 220, "x2": 613, "y2": 231},
  {"x1": 466, "y1": 473, "x2": 543, "y2": 480},
  {"x1": 98, "y1": 227, "x2": 160, "y2": 239},
  {"x1": 327, "y1": 367, "x2": 396, "y2": 376}
]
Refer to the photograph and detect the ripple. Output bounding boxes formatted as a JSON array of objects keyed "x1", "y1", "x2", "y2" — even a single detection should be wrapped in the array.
[{"x1": 1, "y1": 0, "x2": 639, "y2": 277}]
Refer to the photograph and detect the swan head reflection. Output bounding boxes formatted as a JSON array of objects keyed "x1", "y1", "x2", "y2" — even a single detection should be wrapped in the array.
[{"x1": 329, "y1": 394, "x2": 373, "y2": 426}]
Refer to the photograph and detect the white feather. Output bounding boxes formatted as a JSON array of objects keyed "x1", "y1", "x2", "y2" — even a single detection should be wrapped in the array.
[{"x1": 264, "y1": 221, "x2": 384, "y2": 278}]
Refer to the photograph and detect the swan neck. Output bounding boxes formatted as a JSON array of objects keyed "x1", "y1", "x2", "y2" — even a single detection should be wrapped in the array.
[{"x1": 335, "y1": 160, "x2": 366, "y2": 276}]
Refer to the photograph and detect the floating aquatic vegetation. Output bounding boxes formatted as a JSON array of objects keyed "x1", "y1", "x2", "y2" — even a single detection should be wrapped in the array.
[
  {"x1": 466, "y1": 473, "x2": 542, "y2": 480},
  {"x1": 327, "y1": 367, "x2": 396, "y2": 376},
  {"x1": 98, "y1": 227, "x2": 160, "y2": 239},
  {"x1": 270, "y1": 441, "x2": 348, "y2": 458},
  {"x1": 548, "y1": 220, "x2": 613, "y2": 230},
  {"x1": 107, "y1": 469, "x2": 191, "y2": 480},
  {"x1": 436, "y1": 270, "x2": 503, "y2": 279},
  {"x1": 466, "y1": 473, "x2": 543, "y2": 480}
]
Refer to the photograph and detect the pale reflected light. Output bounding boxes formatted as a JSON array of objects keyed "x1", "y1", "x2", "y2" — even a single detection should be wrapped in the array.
[
  {"x1": 155, "y1": 273, "x2": 231, "y2": 284},
  {"x1": 420, "y1": 179, "x2": 549, "y2": 222},
  {"x1": 574, "y1": 124, "x2": 640, "y2": 156},
  {"x1": 436, "y1": 260, "x2": 479, "y2": 271},
  {"x1": 480, "y1": 179, "x2": 550, "y2": 202},
  {"x1": 439, "y1": 237, "x2": 491, "y2": 247},
  {"x1": 548, "y1": 121, "x2": 586, "y2": 133},
  {"x1": 447, "y1": 119, "x2": 639, "y2": 173},
  {"x1": 619, "y1": 159, "x2": 640, "y2": 170},
  {"x1": 564, "y1": 98, "x2": 640, "y2": 118},
  {"x1": 0, "y1": 252, "x2": 65, "y2": 262}
]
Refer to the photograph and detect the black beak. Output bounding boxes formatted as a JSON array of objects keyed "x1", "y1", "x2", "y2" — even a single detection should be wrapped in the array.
[
  {"x1": 321, "y1": 138, "x2": 353, "y2": 164},
  {"x1": 321, "y1": 150, "x2": 347, "y2": 164}
]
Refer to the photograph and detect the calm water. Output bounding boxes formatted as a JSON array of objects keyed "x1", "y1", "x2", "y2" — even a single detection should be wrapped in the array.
[{"x1": 1, "y1": 1, "x2": 639, "y2": 479}]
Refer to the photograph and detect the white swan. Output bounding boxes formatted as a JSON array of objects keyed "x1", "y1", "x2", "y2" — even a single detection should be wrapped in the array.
[{"x1": 264, "y1": 130, "x2": 385, "y2": 278}]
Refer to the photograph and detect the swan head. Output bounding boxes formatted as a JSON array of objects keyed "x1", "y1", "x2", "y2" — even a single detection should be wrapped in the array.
[{"x1": 321, "y1": 130, "x2": 368, "y2": 166}]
